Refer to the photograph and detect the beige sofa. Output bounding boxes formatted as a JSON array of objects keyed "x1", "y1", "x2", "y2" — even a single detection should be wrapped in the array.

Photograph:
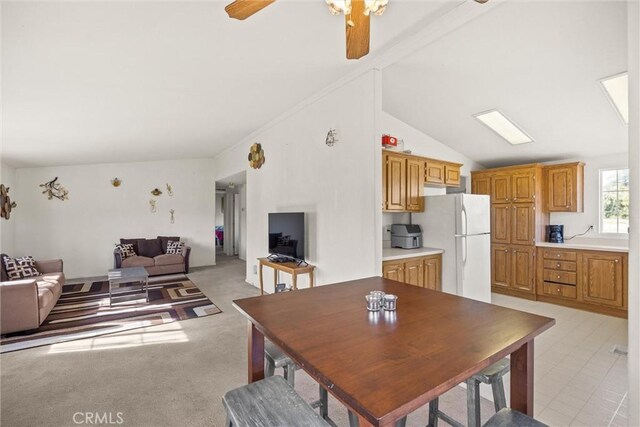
[
  {"x1": 0, "y1": 257, "x2": 65, "y2": 335},
  {"x1": 113, "y1": 237, "x2": 191, "y2": 276}
]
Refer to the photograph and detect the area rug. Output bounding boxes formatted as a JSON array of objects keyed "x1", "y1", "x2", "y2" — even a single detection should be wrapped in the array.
[{"x1": 0, "y1": 274, "x2": 221, "y2": 353}]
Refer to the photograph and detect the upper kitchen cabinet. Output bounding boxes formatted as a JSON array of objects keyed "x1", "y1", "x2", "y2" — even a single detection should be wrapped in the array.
[
  {"x1": 424, "y1": 158, "x2": 462, "y2": 187},
  {"x1": 471, "y1": 172, "x2": 491, "y2": 196},
  {"x1": 382, "y1": 151, "x2": 463, "y2": 212},
  {"x1": 544, "y1": 162, "x2": 585, "y2": 213},
  {"x1": 383, "y1": 151, "x2": 422, "y2": 212}
]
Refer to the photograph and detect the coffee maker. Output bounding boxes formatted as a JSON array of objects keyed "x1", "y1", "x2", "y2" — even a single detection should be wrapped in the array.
[{"x1": 547, "y1": 225, "x2": 564, "y2": 243}]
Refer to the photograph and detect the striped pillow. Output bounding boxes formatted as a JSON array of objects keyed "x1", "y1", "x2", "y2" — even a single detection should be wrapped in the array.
[
  {"x1": 166, "y1": 240, "x2": 185, "y2": 255},
  {"x1": 3, "y1": 256, "x2": 41, "y2": 280},
  {"x1": 115, "y1": 243, "x2": 137, "y2": 259}
]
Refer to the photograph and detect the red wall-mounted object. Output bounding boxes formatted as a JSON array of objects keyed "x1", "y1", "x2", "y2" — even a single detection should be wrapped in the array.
[{"x1": 382, "y1": 134, "x2": 398, "y2": 146}]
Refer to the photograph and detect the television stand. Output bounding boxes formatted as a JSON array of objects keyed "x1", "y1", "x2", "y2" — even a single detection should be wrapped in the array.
[{"x1": 258, "y1": 257, "x2": 315, "y2": 295}]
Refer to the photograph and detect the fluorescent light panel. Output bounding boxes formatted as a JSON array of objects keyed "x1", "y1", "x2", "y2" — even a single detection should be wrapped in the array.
[
  {"x1": 474, "y1": 110, "x2": 533, "y2": 145},
  {"x1": 599, "y1": 72, "x2": 628, "y2": 125}
]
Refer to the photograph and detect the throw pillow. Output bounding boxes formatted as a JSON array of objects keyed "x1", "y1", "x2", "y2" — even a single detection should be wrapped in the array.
[
  {"x1": 120, "y1": 238, "x2": 144, "y2": 253},
  {"x1": 3, "y1": 256, "x2": 41, "y2": 280},
  {"x1": 166, "y1": 240, "x2": 185, "y2": 255},
  {"x1": 157, "y1": 236, "x2": 180, "y2": 253},
  {"x1": 115, "y1": 243, "x2": 137, "y2": 259},
  {"x1": 137, "y1": 239, "x2": 163, "y2": 258}
]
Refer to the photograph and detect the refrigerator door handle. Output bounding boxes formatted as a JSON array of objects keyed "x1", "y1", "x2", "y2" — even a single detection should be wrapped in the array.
[
  {"x1": 461, "y1": 235, "x2": 467, "y2": 267},
  {"x1": 460, "y1": 203, "x2": 468, "y2": 237}
]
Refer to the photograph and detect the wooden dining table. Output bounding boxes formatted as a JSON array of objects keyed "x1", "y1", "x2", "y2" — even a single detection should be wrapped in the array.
[{"x1": 233, "y1": 277, "x2": 555, "y2": 427}]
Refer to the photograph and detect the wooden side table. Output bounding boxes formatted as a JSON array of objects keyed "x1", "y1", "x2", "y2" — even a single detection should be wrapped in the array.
[{"x1": 257, "y1": 258, "x2": 316, "y2": 295}]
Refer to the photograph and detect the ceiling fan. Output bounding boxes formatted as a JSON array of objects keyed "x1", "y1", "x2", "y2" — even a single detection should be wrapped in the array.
[{"x1": 224, "y1": 0, "x2": 490, "y2": 60}]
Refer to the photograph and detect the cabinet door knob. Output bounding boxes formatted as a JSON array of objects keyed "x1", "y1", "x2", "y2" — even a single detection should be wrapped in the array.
[
  {"x1": 557, "y1": 275, "x2": 561, "y2": 279},
  {"x1": 557, "y1": 263, "x2": 561, "y2": 268},
  {"x1": 514, "y1": 198, "x2": 518, "y2": 201},
  {"x1": 557, "y1": 288, "x2": 561, "y2": 293},
  {"x1": 557, "y1": 254, "x2": 561, "y2": 258},
  {"x1": 615, "y1": 259, "x2": 619, "y2": 263},
  {"x1": 504, "y1": 249, "x2": 509, "y2": 253}
]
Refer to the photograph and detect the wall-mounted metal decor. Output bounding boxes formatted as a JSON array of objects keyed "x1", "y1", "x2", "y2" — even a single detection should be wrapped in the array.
[
  {"x1": 151, "y1": 188, "x2": 162, "y2": 196},
  {"x1": 111, "y1": 178, "x2": 122, "y2": 187},
  {"x1": 169, "y1": 209, "x2": 175, "y2": 224},
  {"x1": 166, "y1": 183, "x2": 173, "y2": 197},
  {"x1": 149, "y1": 200, "x2": 157, "y2": 213},
  {"x1": 40, "y1": 177, "x2": 69, "y2": 201},
  {"x1": 248, "y1": 143, "x2": 265, "y2": 169},
  {"x1": 0, "y1": 184, "x2": 15, "y2": 220},
  {"x1": 325, "y1": 129, "x2": 338, "y2": 147}
]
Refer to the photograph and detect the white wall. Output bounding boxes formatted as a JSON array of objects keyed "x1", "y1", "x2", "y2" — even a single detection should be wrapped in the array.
[
  {"x1": 215, "y1": 72, "x2": 378, "y2": 293},
  {"x1": 0, "y1": 162, "x2": 17, "y2": 254},
  {"x1": 548, "y1": 153, "x2": 628, "y2": 239},
  {"x1": 13, "y1": 159, "x2": 216, "y2": 278}
]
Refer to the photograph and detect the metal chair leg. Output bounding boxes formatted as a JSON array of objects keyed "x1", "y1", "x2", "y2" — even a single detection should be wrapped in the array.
[
  {"x1": 264, "y1": 358, "x2": 275, "y2": 378},
  {"x1": 491, "y1": 377, "x2": 507, "y2": 413},
  {"x1": 428, "y1": 398, "x2": 439, "y2": 427},
  {"x1": 394, "y1": 416, "x2": 407, "y2": 427},
  {"x1": 283, "y1": 363, "x2": 295, "y2": 386},
  {"x1": 318, "y1": 385, "x2": 329, "y2": 420},
  {"x1": 348, "y1": 410, "x2": 359, "y2": 427},
  {"x1": 466, "y1": 378, "x2": 481, "y2": 427}
]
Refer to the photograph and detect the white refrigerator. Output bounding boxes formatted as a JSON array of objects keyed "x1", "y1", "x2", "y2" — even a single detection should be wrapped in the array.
[{"x1": 412, "y1": 194, "x2": 491, "y2": 303}]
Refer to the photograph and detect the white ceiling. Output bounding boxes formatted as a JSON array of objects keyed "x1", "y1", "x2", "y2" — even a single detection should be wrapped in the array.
[
  {"x1": 1, "y1": 0, "x2": 460, "y2": 168},
  {"x1": 383, "y1": 0, "x2": 629, "y2": 168}
]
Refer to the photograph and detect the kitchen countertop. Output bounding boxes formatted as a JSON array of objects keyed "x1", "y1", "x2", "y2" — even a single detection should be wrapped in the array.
[
  {"x1": 536, "y1": 241, "x2": 629, "y2": 253},
  {"x1": 382, "y1": 247, "x2": 444, "y2": 261}
]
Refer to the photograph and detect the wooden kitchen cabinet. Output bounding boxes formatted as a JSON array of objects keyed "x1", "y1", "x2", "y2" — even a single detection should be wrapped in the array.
[
  {"x1": 581, "y1": 252, "x2": 625, "y2": 308},
  {"x1": 511, "y1": 246, "x2": 535, "y2": 292},
  {"x1": 491, "y1": 174, "x2": 511, "y2": 203},
  {"x1": 511, "y1": 203, "x2": 536, "y2": 246},
  {"x1": 423, "y1": 255, "x2": 442, "y2": 291},
  {"x1": 382, "y1": 254, "x2": 442, "y2": 291},
  {"x1": 403, "y1": 258, "x2": 424, "y2": 287},
  {"x1": 544, "y1": 162, "x2": 584, "y2": 213},
  {"x1": 511, "y1": 171, "x2": 536, "y2": 202},
  {"x1": 491, "y1": 245, "x2": 511, "y2": 289},
  {"x1": 406, "y1": 158, "x2": 425, "y2": 212},
  {"x1": 536, "y1": 247, "x2": 627, "y2": 317},
  {"x1": 444, "y1": 163, "x2": 461, "y2": 186},
  {"x1": 382, "y1": 261, "x2": 404, "y2": 283},
  {"x1": 491, "y1": 204, "x2": 511, "y2": 245},
  {"x1": 383, "y1": 152, "x2": 406, "y2": 211},
  {"x1": 471, "y1": 173, "x2": 491, "y2": 196},
  {"x1": 425, "y1": 159, "x2": 445, "y2": 185}
]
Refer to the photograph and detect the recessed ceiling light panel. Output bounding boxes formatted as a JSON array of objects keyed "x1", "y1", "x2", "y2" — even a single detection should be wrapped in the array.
[
  {"x1": 599, "y1": 72, "x2": 628, "y2": 125},
  {"x1": 474, "y1": 109, "x2": 533, "y2": 145}
]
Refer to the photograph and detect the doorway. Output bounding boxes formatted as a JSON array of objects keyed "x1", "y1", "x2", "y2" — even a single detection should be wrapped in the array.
[{"x1": 215, "y1": 171, "x2": 247, "y2": 264}]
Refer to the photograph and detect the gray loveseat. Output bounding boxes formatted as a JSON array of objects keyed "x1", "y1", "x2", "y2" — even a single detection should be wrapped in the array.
[{"x1": 114, "y1": 236, "x2": 191, "y2": 276}]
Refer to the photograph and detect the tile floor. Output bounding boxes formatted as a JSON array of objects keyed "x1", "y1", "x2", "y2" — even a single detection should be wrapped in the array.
[{"x1": 491, "y1": 294, "x2": 628, "y2": 427}]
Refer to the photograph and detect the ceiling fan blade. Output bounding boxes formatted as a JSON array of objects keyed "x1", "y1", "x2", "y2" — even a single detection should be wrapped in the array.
[
  {"x1": 345, "y1": 0, "x2": 370, "y2": 60},
  {"x1": 225, "y1": 0, "x2": 276, "y2": 20}
]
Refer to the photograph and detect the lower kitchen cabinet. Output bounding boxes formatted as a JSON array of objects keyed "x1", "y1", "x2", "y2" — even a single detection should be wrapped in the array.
[
  {"x1": 536, "y1": 247, "x2": 627, "y2": 317},
  {"x1": 382, "y1": 254, "x2": 442, "y2": 291},
  {"x1": 491, "y1": 245, "x2": 535, "y2": 296}
]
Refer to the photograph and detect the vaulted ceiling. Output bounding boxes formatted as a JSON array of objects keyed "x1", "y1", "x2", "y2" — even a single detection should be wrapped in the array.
[
  {"x1": 382, "y1": 0, "x2": 628, "y2": 168},
  {"x1": 2, "y1": 0, "x2": 459, "y2": 167}
]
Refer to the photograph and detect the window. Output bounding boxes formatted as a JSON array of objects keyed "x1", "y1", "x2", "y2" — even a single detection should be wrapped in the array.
[{"x1": 600, "y1": 169, "x2": 629, "y2": 234}]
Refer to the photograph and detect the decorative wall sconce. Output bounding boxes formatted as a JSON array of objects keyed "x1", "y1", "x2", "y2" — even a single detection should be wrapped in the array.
[
  {"x1": 149, "y1": 200, "x2": 157, "y2": 213},
  {"x1": 166, "y1": 183, "x2": 173, "y2": 197},
  {"x1": 326, "y1": 129, "x2": 338, "y2": 147},
  {"x1": 0, "y1": 184, "x2": 14, "y2": 220},
  {"x1": 248, "y1": 143, "x2": 265, "y2": 169},
  {"x1": 151, "y1": 188, "x2": 162, "y2": 196},
  {"x1": 40, "y1": 177, "x2": 69, "y2": 201},
  {"x1": 111, "y1": 178, "x2": 122, "y2": 187},
  {"x1": 169, "y1": 209, "x2": 175, "y2": 224}
]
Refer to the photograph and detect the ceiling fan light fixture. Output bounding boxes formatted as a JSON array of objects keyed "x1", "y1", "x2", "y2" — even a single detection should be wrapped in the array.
[
  {"x1": 326, "y1": 0, "x2": 351, "y2": 16},
  {"x1": 364, "y1": 0, "x2": 388, "y2": 16}
]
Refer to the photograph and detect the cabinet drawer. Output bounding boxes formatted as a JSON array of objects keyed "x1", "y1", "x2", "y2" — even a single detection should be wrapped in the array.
[
  {"x1": 543, "y1": 269, "x2": 577, "y2": 285},
  {"x1": 543, "y1": 260, "x2": 577, "y2": 272},
  {"x1": 543, "y1": 249, "x2": 577, "y2": 261},
  {"x1": 542, "y1": 282, "x2": 577, "y2": 299}
]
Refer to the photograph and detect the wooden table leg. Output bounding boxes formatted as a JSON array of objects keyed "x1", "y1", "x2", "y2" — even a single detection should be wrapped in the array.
[
  {"x1": 248, "y1": 321, "x2": 265, "y2": 383},
  {"x1": 273, "y1": 268, "x2": 278, "y2": 292},
  {"x1": 510, "y1": 340, "x2": 534, "y2": 416},
  {"x1": 310, "y1": 268, "x2": 315, "y2": 288},
  {"x1": 292, "y1": 272, "x2": 298, "y2": 290},
  {"x1": 259, "y1": 262, "x2": 264, "y2": 295}
]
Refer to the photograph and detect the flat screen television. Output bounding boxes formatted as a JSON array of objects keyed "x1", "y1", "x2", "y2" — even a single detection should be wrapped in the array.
[{"x1": 268, "y1": 212, "x2": 305, "y2": 261}]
